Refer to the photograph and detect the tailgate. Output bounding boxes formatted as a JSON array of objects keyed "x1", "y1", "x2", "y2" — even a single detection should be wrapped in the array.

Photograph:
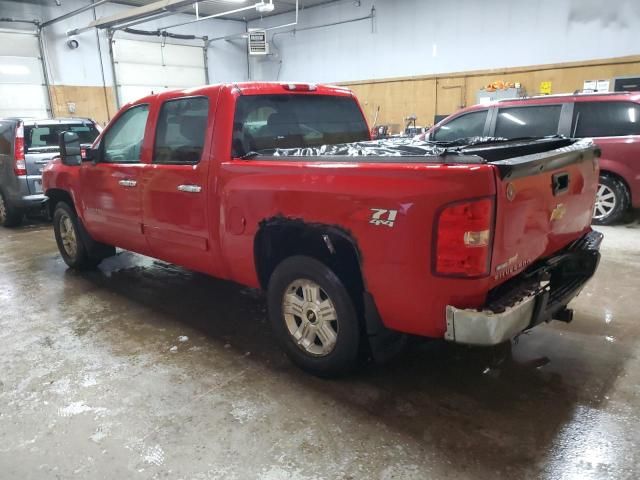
[
  {"x1": 487, "y1": 139, "x2": 599, "y2": 286},
  {"x1": 25, "y1": 152, "x2": 56, "y2": 194}
]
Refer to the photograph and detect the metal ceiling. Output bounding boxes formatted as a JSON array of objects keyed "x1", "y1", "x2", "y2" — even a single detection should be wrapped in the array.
[{"x1": 109, "y1": 0, "x2": 341, "y2": 22}]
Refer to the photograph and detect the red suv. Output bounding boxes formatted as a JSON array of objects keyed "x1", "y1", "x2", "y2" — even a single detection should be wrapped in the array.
[{"x1": 426, "y1": 92, "x2": 640, "y2": 224}]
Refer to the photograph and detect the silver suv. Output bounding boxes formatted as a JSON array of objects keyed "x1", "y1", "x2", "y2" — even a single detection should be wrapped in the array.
[{"x1": 0, "y1": 118, "x2": 100, "y2": 227}]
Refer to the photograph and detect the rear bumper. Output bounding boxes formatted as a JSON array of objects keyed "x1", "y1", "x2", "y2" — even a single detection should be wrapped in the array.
[
  {"x1": 9, "y1": 175, "x2": 47, "y2": 210},
  {"x1": 18, "y1": 194, "x2": 48, "y2": 209},
  {"x1": 445, "y1": 230, "x2": 603, "y2": 346}
]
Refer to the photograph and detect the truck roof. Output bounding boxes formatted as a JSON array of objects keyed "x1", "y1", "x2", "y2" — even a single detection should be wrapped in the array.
[
  {"x1": 130, "y1": 82, "x2": 355, "y2": 107},
  {"x1": 0, "y1": 117, "x2": 96, "y2": 125}
]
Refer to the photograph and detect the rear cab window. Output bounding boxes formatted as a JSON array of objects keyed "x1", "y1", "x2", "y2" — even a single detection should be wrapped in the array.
[
  {"x1": 432, "y1": 110, "x2": 488, "y2": 142},
  {"x1": 572, "y1": 101, "x2": 640, "y2": 137},
  {"x1": 495, "y1": 105, "x2": 562, "y2": 138},
  {"x1": 25, "y1": 123, "x2": 100, "y2": 153},
  {"x1": 232, "y1": 94, "x2": 370, "y2": 157}
]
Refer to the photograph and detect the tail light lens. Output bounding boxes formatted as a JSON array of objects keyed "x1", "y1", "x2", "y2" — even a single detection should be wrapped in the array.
[
  {"x1": 434, "y1": 197, "x2": 495, "y2": 277},
  {"x1": 14, "y1": 122, "x2": 26, "y2": 176}
]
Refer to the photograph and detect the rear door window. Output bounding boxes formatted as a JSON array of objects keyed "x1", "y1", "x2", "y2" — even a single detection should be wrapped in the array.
[
  {"x1": 431, "y1": 110, "x2": 488, "y2": 142},
  {"x1": 153, "y1": 96, "x2": 209, "y2": 164},
  {"x1": 24, "y1": 123, "x2": 100, "y2": 152},
  {"x1": 232, "y1": 94, "x2": 370, "y2": 156},
  {"x1": 572, "y1": 101, "x2": 640, "y2": 137},
  {"x1": 495, "y1": 105, "x2": 562, "y2": 138}
]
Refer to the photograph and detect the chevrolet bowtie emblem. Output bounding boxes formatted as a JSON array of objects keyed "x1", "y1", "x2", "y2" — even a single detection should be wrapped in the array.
[{"x1": 550, "y1": 203, "x2": 567, "y2": 221}]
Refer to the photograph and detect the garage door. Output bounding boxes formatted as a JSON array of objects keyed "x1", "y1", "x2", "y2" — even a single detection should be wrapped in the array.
[
  {"x1": 0, "y1": 30, "x2": 50, "y2": 118},
  {"x1": 112, "y1": 38, "x2": 206, "y2": 106}
]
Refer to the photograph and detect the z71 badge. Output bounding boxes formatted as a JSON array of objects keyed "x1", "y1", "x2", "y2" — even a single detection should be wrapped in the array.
[{"x1": 370, "y1": 208, "x2": 398, "y2": 227}]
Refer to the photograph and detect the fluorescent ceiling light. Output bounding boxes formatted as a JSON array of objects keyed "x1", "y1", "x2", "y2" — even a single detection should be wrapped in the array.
[
  {"x1": 629, "y1": 107, "x2": 636, "y2": 123},
  {"x1": 501, "y1": 112, "x2": 526, "y2": 125}
]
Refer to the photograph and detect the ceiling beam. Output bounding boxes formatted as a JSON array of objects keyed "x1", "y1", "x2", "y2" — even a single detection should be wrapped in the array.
[
  {"x1": 85, "y1": 0, "x2": 205, "y2": 30},
  {"x1": 41, "y1": 0, "x2": 111, "y2": 28}
]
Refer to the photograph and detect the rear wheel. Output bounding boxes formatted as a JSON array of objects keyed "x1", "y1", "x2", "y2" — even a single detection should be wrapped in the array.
[
  {"x1": 267, "y1": 256, "x2": 361, "y2": 377},
  {"x1": 592, "y1": 174, "x2": 629, "y2": 225},
  {"x1": 53, "y1": 202, "x2": 113, "y2": 269},
  {"x1": 0, "y1": 192, "x2": 23, "y2": 227}
]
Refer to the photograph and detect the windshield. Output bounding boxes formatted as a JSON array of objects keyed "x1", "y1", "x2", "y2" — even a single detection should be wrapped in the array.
[
  {"x1": 232, "y1": 94, "x2": 369, "y2": 157},
  {"x1": 25, "y1": 123, "x2": 100, "y2": 152}
]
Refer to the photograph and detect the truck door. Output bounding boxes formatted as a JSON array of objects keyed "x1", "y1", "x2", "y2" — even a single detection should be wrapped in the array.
[
  {"x1": 141, "y1": 95, "x2": 214, "y2": 272},
  {"x1": 79, "y1": 104, "x2": 149, "y2": 253}
]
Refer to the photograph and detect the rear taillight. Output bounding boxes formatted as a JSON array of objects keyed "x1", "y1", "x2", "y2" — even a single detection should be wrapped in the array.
[
  {"x1": 13, "y1": 122, "x2": 26, "y2": 176},
  {"x1": 434, "y1": 197, "x2": 495, "y2": 277}
]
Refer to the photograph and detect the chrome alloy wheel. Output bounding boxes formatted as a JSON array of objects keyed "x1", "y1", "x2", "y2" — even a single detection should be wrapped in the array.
[
  {"x1": 282, "y1": 279, "x2": 339, "y2": 356},
  {"x1": 0, "y1": 195, "x2": 6, "y2": 224},
  {"x1": 59, "y1": 213, "x2": 78, "y2": 259},
  {"x1": 593, "y1": 183, "x2": 617, "y2": 221}
]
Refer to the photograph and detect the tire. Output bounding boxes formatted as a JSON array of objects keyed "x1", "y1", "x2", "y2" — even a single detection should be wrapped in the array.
[
  {"x1": 267, "y1": 255, "x2": 361, "y2": 377},
  {"x1": 592, "y1": 174, "x2": 630, "y2": 225},
  {"x1": 53, "y1": 202, "x2": 105, "y2": 270},
  {"x1": 0, "y1": 191, "x2": 23, "y2": 227}
]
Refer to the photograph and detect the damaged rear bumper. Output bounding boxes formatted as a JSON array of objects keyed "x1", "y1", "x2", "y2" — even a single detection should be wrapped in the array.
[{"x1": 444, "y1": 230, "x2": 603, "y2": 346}]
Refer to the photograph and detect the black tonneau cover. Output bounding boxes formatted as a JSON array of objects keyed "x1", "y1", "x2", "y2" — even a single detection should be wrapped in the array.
[{"x1": 244, "y1": 136, "x2": 598, "y2": 179}]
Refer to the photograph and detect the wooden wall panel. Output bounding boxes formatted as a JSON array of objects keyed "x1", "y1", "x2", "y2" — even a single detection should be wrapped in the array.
[
  {"x1": 350, "y1": 79, "x2": 437, "y2": 131},
  {"x1": 341, "y1": 55, "x2": 640, "y2": 133},
  {"x1": 48, "y1": 85, "x2": 116, "y2": 126}
]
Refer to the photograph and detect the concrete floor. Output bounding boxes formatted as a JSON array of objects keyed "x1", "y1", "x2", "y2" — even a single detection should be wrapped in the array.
[{"x1": 0, "y1": 219, "x2": 639, "y2": 480}]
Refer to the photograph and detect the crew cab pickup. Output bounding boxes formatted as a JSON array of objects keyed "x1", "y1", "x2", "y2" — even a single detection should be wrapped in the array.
[{"x1": 44, "y1": 82, "x2": 603, "y2": 376}]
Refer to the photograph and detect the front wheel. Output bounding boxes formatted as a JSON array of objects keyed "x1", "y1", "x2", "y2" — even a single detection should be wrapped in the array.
[
  {"x1": 592, "y1": 174, "x2": 630, "y2": 225},
  {"x1": 267, "y1": 256, "x2": 361, "y2": 377},
  {"x1": 53, "y1": 202, "x2": 108, "y2": 269}
]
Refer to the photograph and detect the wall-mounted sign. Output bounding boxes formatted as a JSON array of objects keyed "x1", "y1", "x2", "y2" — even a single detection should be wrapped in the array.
[
  {"x1": 583, "y1": 79, "x2": 610, "y2": 93},
  {"x1": 540, "y1": 81, "x2": 552, "y2": 95},
  {"x1": 248, "y1": 29, "x2": 268, "y2": 56}
]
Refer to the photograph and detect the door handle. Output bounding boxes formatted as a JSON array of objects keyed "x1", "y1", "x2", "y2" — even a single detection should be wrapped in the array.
[
  {"x1": 177, "y1": 184, "x2": 202, "y2": 193},
  {"x1": 118, "y1": 179, "x2": 137, "y2": 188}
]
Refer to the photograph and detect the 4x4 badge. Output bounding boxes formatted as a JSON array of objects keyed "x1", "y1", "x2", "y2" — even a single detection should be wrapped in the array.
[{"x1": 370, "y1": 209, "x2": 398, "y2": 227}]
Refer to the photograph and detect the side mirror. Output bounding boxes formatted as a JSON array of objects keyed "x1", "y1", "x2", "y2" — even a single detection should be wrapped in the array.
[{"x1": 59, "y1": 131, "x2": 82, "y2": 166}]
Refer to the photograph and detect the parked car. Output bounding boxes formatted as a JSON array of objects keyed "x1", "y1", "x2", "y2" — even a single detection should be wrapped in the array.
[
  {"x1": 424, "y1": 92, "x2": 640, "y2": 224},
  {"x1": 0, "y1": 117, "x2": 100, "y2": 227},
  {"x1": 44, "y1": 82, "x2": 602, "y2": 377}
]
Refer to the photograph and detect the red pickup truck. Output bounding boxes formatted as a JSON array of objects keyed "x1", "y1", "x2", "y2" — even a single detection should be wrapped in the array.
[{"x1": 43, "y1": 82, "x2": 603, "y2": 376}]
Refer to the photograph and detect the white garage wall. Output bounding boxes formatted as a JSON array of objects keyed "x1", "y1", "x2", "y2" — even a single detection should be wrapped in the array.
[
  {"x1": 248, "y1": 0, "x2": 640, "y2": 83},
  {"x1": 0, "y1": 0, "x2": 249, "y2": 87}
]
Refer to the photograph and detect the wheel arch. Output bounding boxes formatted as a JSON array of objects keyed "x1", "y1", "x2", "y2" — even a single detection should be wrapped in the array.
[
  {"x1": 254, "y1": 217, "x2": 365, "y2": 302},
  {"x1": 254, "y1": 216, "x2": 406, "y2": 361},
  {"x1": 45, "y1": 188, "x2": 76, "y2": 217}
]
